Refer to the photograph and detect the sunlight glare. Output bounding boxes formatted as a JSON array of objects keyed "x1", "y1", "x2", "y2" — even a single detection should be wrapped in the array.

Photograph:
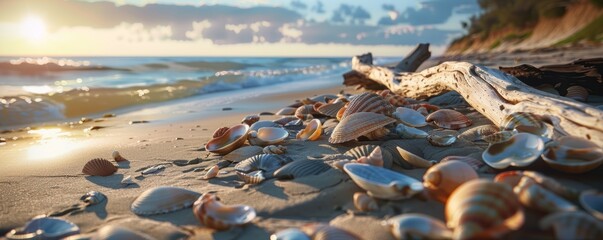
[
  {"x1": 20, "y1": 15, "x2": 47, "y2": 42},
  {"x1": 27, "y1": 128, "x2": 80, "y2": 160}
]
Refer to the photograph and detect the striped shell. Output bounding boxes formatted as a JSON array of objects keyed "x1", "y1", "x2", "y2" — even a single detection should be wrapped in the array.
[
  {"x1": 112, "y1": 150, "x2": 127, "y2": 162},
  {"x1": 212, "y1": 127, "x2": 229, "y2": 138},
  {"x1": 200, "y1": 165, "x2": 219, "y2": 180},
  {"x1": 273, "y1": 116, "x2": 298, "y2": 126},
  {"x1": 329, "y1": 112, "x2": 396, "y2": 144},
  {"x1": 193, "y1": 193, "x2": 256, "y2": 230},
  {"x1": 541, "y1": 136, "x2": 603, "y2": 174},
  {"x1": 565, "y1": 85, "x2": 589, "y2": 102},
  {"x1": 236, "y1": 170, "x2": 266, "y2": 184},
  {"x1": 82, "y1": 158, "x2": 117, "y2": 176},
  {"x1": 482, "y1": 133, "x2": 544, "y2": 169},
  {"x1": 377, "y1": 90, "x2": 407, "y2": 107},
  {"x1": 234, "y1": 154, "x2": 293, "y2": 174},
  {"x1": 275, "y1": 107, "x2": 297, "y2": 116},
  {"x1": 248, "y1": 127, "x2": 289, "y2": 146},
  {"x1": 353, "y1": 192, "x2": 378, "y2": 212},
  {"x1": 481, "y1": 131, "x2": 515, "y2": 144},
  {"x1": 513, "y1": 176, "x2": 577, "y2": 213},
  {"x1": 540, "y1": 211, "x2": 603, "y2": 239},
  {"x1": 457, "y1": 124, "x2": 499, "y2": 142},
  {"x1": 316, "y1": 101, "x2": 346, "y2": 118},
  {"x1": 501, "y1": 112, "x2": 550, "y2": 138},
  {"x1": 241, "y1": 114, "x2": 260, "y2": 126},
  {"x1": 300, "y1": 224, "x2": 362, "y2": 240},
  {"x1": 393, "y1": 107, "x2": 427, "y2": 127},
  {"x1": 296, "y1": 119, "x2": 322, "y2": 141},
  {"x1": 131, "y1": 186, "x2": 201, "y2": 216},
  {"x1": 222, "y1": 146, "x2": 263, "y2": 163},
  {"x1": 345, "y1": 145, "x2": 393, "y2": 169},
  {"x1": 295, "y1": 104, "x2": 317, "y2": 120},
  {"x1": 494, "y1": 170, "x2": 580, "y2": 200},
  {"x1": 426, "y1": 109, "x2": 472, "y2": 130},
  {"x1": 423, "y1": 161, "x2": 478, "y2": 203},
  {"x1": 385, "y1": 214, "x2": 453, "y2": 240},
  {"x1": 341, "y1": 92, "x2": 394, "y2": 119},
  {"x1": 446, "y1": 180, "x2": 524, "y2": 240},
  {"x1": 273, "y1": 160, "x2": 332, "y2": 179},
  {"x1": 205, "y1": 124, "x2": 250, "y2": 155},
  {"x1": 262, "y1": 145, "x2": 287, "y2": 154}
]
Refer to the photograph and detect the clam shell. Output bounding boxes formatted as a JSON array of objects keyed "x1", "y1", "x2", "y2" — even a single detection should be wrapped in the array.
[
  {"x1": 241, "y1": 114, "x2": 260, "y2": 126},
  {"x1": 112, "y1": 150, "x2": 127, "y2": 162},
  {"x1": 131, "y1": 186, "x2": 201, "y2": 216},
  {"x1": 250, "y1": 120, "x2": 282, "y2": 132},
  {"x1": 193, "y1": 193, "x2": 256, "y2": 230},
  {"x1": 495, "y1": 170, "x2": 580, "y2": 200},
  {"x1": 300, "y1": 224, "x2": 362, "y2": 240},
  {"x1": 427, "y1": 129, "x2": 457, "y2": 147},
  {"x1": 222, "y1": 146, "x2": 263, "y2": 163},
  {"x1": 342, "y1": 92, "x2": 394, "y2": 119},
  {"x1": 236, "y1": 170, "x2": 266, "y2": 184},
  {"x1": 395, "y1": 146, "x2": 434, "y2": 168},
  {"x1": 248, "y1": 127, "x2": 289, "y2": 146},
  {"x1": 426, "y1": 109, "x2": 472, "y2": 130},
  {"x1": 457, "y1": 124, "x2": 498, "y2": 142},
  {"x1": 482, "y1": 133, "x2": 544, "y2": 169},
  {"x1": 353, "y1": 192, "x2": 378, "y2": 212},
  {"x1": 501, "y1": 112, "x2": 551, "y2": 138},
  {"x1": 514, "y1": 176, "x2": 577, "y2": 213},
  {"x1": 565, "y1": 85, "x2": 589, "y2": 102},
  {"x1": 541, "y1": 136, "x2": 603, "y2": 173},
  {"x1": 393, "y1": 107, "x2": 427, "y2": 127},
  {"x1": 439, "y1": 156, "x2": 487, "y2": 172},
  {"x1": 205, "y1": 124, "x2": 250, "y2": 155},
  {"x1": 481, "y1": 131, "x2": 515, "y2": 143},
  {"x1": 394, "y1": 124, "x2": 428, "y2": 139},
  {"x1": 343, "y1": 163, "x2": 423, "y2": 200},
  {"x1": 273, "y1": 160, "x2": 332, "y2": 179},
  {"x1": 579, "y1": 190, "x2": 603, "y2": 221},
  {"x1": 540, "y1": 211, "x2": 603, "y2": 240},
  {"x1": 316, "y1": 101, "x2": 346, "y2": 118},
  {"x1": 234, "y1": 154, "x2": 293, "y2": 175},
  {"x1": 296, "y1": 119, "x2": 322, "y2": 141},
  {"x1": 446, "y1": 180, "x2": 524, "y2": 240},
  {"x1": 423, "y1": 161, "x2": 478, "y2": 203},
  {"x1": 200, "y1": 165, "x2": 219, "y2": 180},
  {"x1": 385, "y1": 213, "x2": 453, "y2": 240},
  {"x1": 262, "y1": 145, "x2": 287, "y2": 154},
  {"x1": 295, "y1": 104, "x2": 317, "y2": 120},
  {"x1": 356, "y1": 146, "x2": 384, "y2": 167},
  {"x1": 329, "y1": 112, "x2": 396, "y2": 144},
  {"x1": 82, "y1": 158, "x2": 117, "y2": 176},
  {"x1": 212, "y1": 127, "x2": 229, "y2": 138},
  {"x1": 6, "y1": 216, "x2": 80, "y2": 240},
  {"x1": 273, "y1": 116, "x2": 299, "y2": 126},
  {"x1": 270, "y1": 228, "x2": 310, "y2": 240},
  {"x1": 276, "y1": 107, "x2": 297, "y2": 116},
  {"x1": 344, "y1": 145, "x2": 393, "y2": 169}
]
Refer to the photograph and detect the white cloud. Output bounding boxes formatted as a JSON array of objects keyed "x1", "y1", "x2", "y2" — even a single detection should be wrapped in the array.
[
  {"x1": 185, "y1": 20, "x2": 212, "y2": 41},
  {"x1": 278, "y1": 24, "x2": 303, "y2": 42},
  {"x1": 225, "y1": 24, "x2": 248, "y2": 34},
  {"x1": 249, "y1": 21, "x2": 271, "y2": 33}
]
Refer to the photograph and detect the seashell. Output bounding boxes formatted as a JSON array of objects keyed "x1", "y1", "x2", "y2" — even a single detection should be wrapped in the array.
[
  {"x1": 131, "y1": 186, "x2": 201, "y2": 216},
  {"x1": 288, "y1": 101, "x2": 304, "y2": 108},
  {"x1": 112, "y1": 150, "x2": 127, "y2": 162},
  {"x1": 192, "y1": 193, "x2": 256, "y2": 230},
  {"x1": 273, "y1": 160, "x2": 332, "y2": 179},
  {"x1": 200, "y1": 165, "x2": 219, "y2": 180},
  {"x1": 300, "y1": 223, "x2": 362, "y2": 240},
  {"x1": 343, "y1": 163, "x2": 424, "y2": 200},
  {"x1": 273, "y1": 116, "x2": 299, "y2": 126},
  {"x1": 212, "y1": 127, "x2": 230, "y2": 138},
  {"x1": 295, "y1": 104, "x2": 317, "y2": 120},
  {"x1": 121, "y1": 175, "x2": 134, "y2": 187},
  {"x1": 427, "y1": 129, "x2": 457, "y2": 147},
  {"x1": 248, "y1": 127, "x2": 289, "y2": 146},
  {"x1": 406, "y1": 103, "x2": 440, "y2": 113},
  {"x1": 565, "y1": 85, "x2": 589, "y2": 102},
  {"x1": 316, "y1": 101, "x2": 346, "y2": 118},
  {"x1": 540, "y1": 211, "x2": 603, "y2": 239},
  {"x1": 541, "y1": 136, "x2": 603, "y2": 174},
  {"x1": 285, "y1": 119, "x2": 304, "y2": 127},
  {"x1": 305, "y1": 94, "x2": 339, "y2": 104},
  {"x1": 205, "y1": 124, "x2": 250, "y2": 155},
  {"x1": 482, "y1": 132, "x2": 544, "y2": 169},
  {"x1": 222, "y1": 146, "x2": 263, "y2": 163},
  {"x1": 336, "y1": 105, "x2": 347, "y2": 121},
  {"x1": 270, "y1": 228, "x2": 310, "y2": 240},
  {"x1": 425, "y1": 109, "x2": 472, "y2": 130},
  {"x1": 263, "y1": 145, "x2": 287, "y2": 154},
  {"x1": 82, "y1": 158, "x2": 117, "y2": 176},
  {"x1": 241, "y1": 114, "x2": 260, "y2": 126},
  {"x1": 395, "y1": 146, "x2": 435, "y2": 168},
  {"x1": 377, "y1": 90, "x2": 407, "y2": 107},
  {"x1": 276, "y1": 107, "x2": 297, "y2": 116},
  {"x1": 234, "y1": 154, "x2": 293, "y2": 175},
  {"x1": 332, "y1": 159, "x2": 351, "y2": 170},
  {"x1": 80, "y1": 191, "x2": 107, "y2": 206},
  {"x1": 385, "y1": 213, "x2": 453, "y2": 240},
  {"x1": 481, "y1": 130, "x2": 515, "y2": 143},
  {"x1": 342, "y1": 92, "x2": 394, "y2": 119},
  {"x1": 439, "y1": 155, "x2": 487, "y2": 172},
  {"x1": 344, "y1": 145, "x2": 393, "y2": 169},
  {"x1": 416, "y1": 107, "x2": 429, "y2": 116},
  {"x1": 579, "y1": 190, "x2": 603, "y2": 221},
  {"x1": 457, "y1": 124, "x2": 499, "y2": 142},
  {"x1": 250, "y1": 120, "x2": 282, "y2": 132},
  {"x1": 353, "y1": 192, "x2": 378, "y2": 212},
  {"x1": 423, "y1": 161, "x2": 478, "y2": 203},
  {"x1": 394, "y1": 123, "x2": 428, "y2": 139},
  {"x1": 141, "y1": 164, "x2": 166, "y2": 175},
  {"x1": 296, "y1": 119, "x2": 322, "y2": 141},
  {"x1": 513, "y1": 176, "x2": 577, "y2": 213},
  {"x1": 236, "y1": 170, "x2": 266, "y2": 184},
  {"x1": 6, "y1": 216, "x2": 80, "y2": 240},
  {"x1": 393, "y1": 107, "x2": 427, "y2": 127},
  {"x1": 446, "y1": 180, "x2": 524, "y2": 240},
  {"x1": 93, "y1": 225, "x2": 153, "y2": 240},
  {"x1": 329, "y1": 112, "x2": 396, "y2": 144},
  {"x1": 495, "y1": 170, "x2": 580, "y2": 200},
  {"x1": 501, "y1": 112, "x2": 551, "y2": 138},
  {"x1": 356, "y1": 146, "x2": 384, "y2": 167}
]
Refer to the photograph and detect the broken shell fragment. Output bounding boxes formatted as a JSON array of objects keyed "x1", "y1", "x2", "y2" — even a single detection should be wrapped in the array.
[
  {"x1": 192, "y1": 193, "x2": 256, "y2": 230},
  {"x1": 482, "y1": 133, "x2": 544, "y2": 169},
  {"x1": 426, "y1": 109, "x2": 472, "y2": 130},
  {"x1": 393, "y1": 107, "x2": 427, "y2": 127},
  {"x1": 353, "y1": 192, "x2": 378, "y2": 212},
  {"x1": 131, "y1": 186, "x2": 201, "y2": 216},
  {"x1": 121, "y1": 175, "x2": 134, "y2": 187},
  {"x1": 423, "y1": 160, "x2": 478, "y2": 203},
  {"x1": 344, "y1": 163, "x2": 424, "y2": 200},
  {"x1": 541, "y1": 136, "x2": 603, "y2": 174},
  {"x1": 329, "y1": 112, "x2": 396, "y2": 144},
  {"x1": 205, "y1": 124, "x2": 250, "y2": 155},
  {"x1": 296, "y1": 119, "x2": 322, "y2": 141},
  {"x1": 395, "y1": 146, "x2": 435, "y2": 168},
  {"x1": 82, "y1": 158, "x2": 117, "y2": 176},
  {"x1": 112, "y1": 150, "x2": 128, "y2": 162},
  {"x1": 248, "y1": 127, "x2": 289, "y2": 146},
  {"x1": 385, "y1": 213, "x2": 453, "y2": 240}
]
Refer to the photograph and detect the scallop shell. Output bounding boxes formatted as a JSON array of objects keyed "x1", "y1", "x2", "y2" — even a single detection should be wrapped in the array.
[
  {"x1": 425, "y1": 109, "x2": 472, "y2": 130},
  {"x1": 276, "y1": 107, "x2": 297, "y2": 116},
  {"x1": 234, "y1": 154, "x2": 293, "y2": 175},
  {"x1": 393, "y1": 107, "x2": 428, "y2": 127},
  {"x1": 423, "y1": 161, "x2": 478, "y2": 203},
  {"x1": 112, "y1": 150, "x2": 127, "y2": 162},
  {"x1": 300, "y1": 224, "x2": 362, "y2": 240},
  {"x1": 329, "y1": 112, "x2": 396, "y2": 144},
  {"x1": 395, "y1": 146, "x2": 435, "y2": 168},
  {"x1": 343, "y1": 163, "x2": 423, "y2": 200},
  {"x1": 501, "y1": 112, "x2": 551, "y2": 138},
  {"x1": 439, "y1": 156, "x2": 487, "y2": 172},
  {"x1": 541, "y1": 136, "x2": 603, "y2": 173},
  {"x1": 385, "y1": 213, "x2": 453, "y2": 240},
  {"x1": 5, "y1": 216, "x2": 80, "y2": 240},
  {"x1": 481, "y1": 131, "x2": 515, "y2": 144},
  {"x1": 193, "y1": 193, "x2": 256, "y2": 230},
  {"x1": 344, "y1": 145, "x2": 393, "y2": 169},
  {"x1": 222, "y1": 146, "x2": 263, "y2": 163},
  {"x1": 241, "y1": 114, "x2": 260, "y2": 126},
  {"x1": 565, "y1": 85, "x2": 589, "y2": 102},
  {"x1": 82, "y1": 158, "x2": 117, "y2": 176},
  {"x1": 236, "y1": 170, "x2": 266, "y2": 184},
  {"x1": 579, "y1": 190, "x2": 603, "y2": 221},
  {"x1": 273, "y1": 160, "x2": 332, "y2": 179},
  {"x1": 457, "y1": 124, "x2": 499, "y2": 142},
  {"x1": 353, "y1": 192, "x2": 378, "y2": 212},
  {"x1": 296, "y1": 119, "x2": 322, "y2": 141},
  {"x1": 270, "y1": 228, "x2": 310, "y2": 240},
  {"x1": 394, "y1": 124, "x2": 428, "y2": 139},
  {"x1": 495, "y1": 170, "x2": 580, "y2": 200},
  {"x1": 212, "y1": 127, "x2": 230, "y2": 138},
  {"x1": 427, "y1": 129, "x2": 457, "y2": 147},
  {"x1": 248, "y1": 127, "x2": 289, "y2": 146},
  {"x1": 514, "y1": 176, "x2": 577, "y2": 213},
  {"x1": 316, "y1": 101, "x2": 346, "y2": 118},
  {"x1": 205, "y1": 124, "x2": 250, "y2": 155},
  {"x1": 446, "y1": 180, "x2": 524, "y2": 240},
  {"x1": 200, "y1": 165, "x2": 219, "y2": 180},
  {"x1": 263, "y1": 145, "x2": 287, "y2": 154},
  {"x1": 249, "y1": 120, "x2": 282, "y2": 132},
  {"x1": 540, "y1": 211, "x2": 603, "y2": 240},
  {"x1": 273, "y1": 116, "x2": 299, "y2": 126},
  {"x1": 378, "y1": 90, "x2": 407, "y2": 107},
  {"x1": 342, "y1": 92, "x2": 394, "y2": 119},
  {"x1": 295, "y1": 104, "x2": 317, "y2": 120},
  {"x1": 482, "y1": 132, "x2": 544, "y2": 169},
  {"x1": 356, "y1": 146, "x2": 384, "y2": 167},
  {"x1": 131, "y1": 186, "x2": 201, "y2": 216}
]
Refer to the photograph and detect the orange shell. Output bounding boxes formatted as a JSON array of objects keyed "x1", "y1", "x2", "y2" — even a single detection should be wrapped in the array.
[
  {"x1": 423, "y1": 161, "x2": 477, "y2": 202},
  {"x1": 82, "y1": 158, "x2": 117, "y2": 176},
  {"x1": 212, "y1": 127, "x2": 230, "y2": 138},
  {"x1": 296, "y1": 119, "x2": 322, "y2": 141},
  {"x1": 426, "y1": 109, "x2": 472, "y2": 130}
]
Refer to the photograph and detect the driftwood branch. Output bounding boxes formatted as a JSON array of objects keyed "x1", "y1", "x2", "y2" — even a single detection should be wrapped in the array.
[{"x1": 348, "y1": 54, "x2": 603, "y2": 147}]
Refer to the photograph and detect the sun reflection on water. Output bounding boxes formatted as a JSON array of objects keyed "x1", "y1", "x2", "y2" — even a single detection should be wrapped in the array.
[{"x1": 27, "y1": 128, "x2": 82, "y2": 160}]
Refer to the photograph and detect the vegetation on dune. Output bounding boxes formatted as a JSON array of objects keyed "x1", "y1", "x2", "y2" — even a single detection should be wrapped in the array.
[{"x1": 555, "y1": 14, "x2": 603, "y2": 45}]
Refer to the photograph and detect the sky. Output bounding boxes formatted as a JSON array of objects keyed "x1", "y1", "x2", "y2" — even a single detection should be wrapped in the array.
[{"x1": 0, "y1": 0, "x2": 481, "y2": 57}]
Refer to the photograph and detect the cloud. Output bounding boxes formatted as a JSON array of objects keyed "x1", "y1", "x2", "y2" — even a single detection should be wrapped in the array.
[
  {"x1": 311, "y1": 1, "x2": 325, "y2": 14},
  {"x1": 290, "y1": 0, "x2": 307, "y2": 10},
  {"x1": 378, "y1": 0, "x2": 479, "y2": 26},
  {"x1": 331, "y1": 4, "x2": 371, "y2": 25},
  {"x1": 185, "y1": 20, "x2": 212, "y2": 41}
]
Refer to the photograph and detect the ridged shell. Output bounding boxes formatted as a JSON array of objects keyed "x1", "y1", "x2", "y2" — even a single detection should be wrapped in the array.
[
  {"x1": 248, "y1": 127, "x2": 289, "y2": 146},
  {"x1": 273, "y1": 116, "x2": 299, "y2": 126},
  {"x1": 427, "y1": 129, "x2": 457, "y2": 147},
  {"x1": 540, "y1": 211, "x2": 603, "y2": 239},
  {"x1": 296, "y1": 119, "x2": 322, "y2": 141},
  {"x1": 193, "y1": 193, "x2": 256, "y2": 230},
  {"x1": 425, "y1": 109, "x2": 472, "y2": 130},
  {"x1": 343, "y1": 163, "x2": 423, "y2": 200},
  {"x1": 241, "y1": 114, "x2": 260, "y2": 126},
  {"x1": 205, "y1": 124, "x2": 250, "y2": 155},
  {"x1": 514, "y1": 176, "x2": 577, "y2": 213},
  {"x1": 249, "y1": 120, "x2": 282, "y2": 131},
  {"x1": 273, "y1": 160, "x2": 332, "y2": 179},
  {"x1": 580, "y1": 190, "x2": 603, "y2": 221},
  {"x1": 131, "y1": 186, "x2": 201, "y2": 216},
  {"x1": 236, "y1": 170, "x2": 266, "y2": 184},
  {"x1": 5, "y1": 216, "x2": 80, "y2": 240},
  {"x1": 234, "y1": 154, "x2": 293, "y2": 174},
  {"x1": 82, "y1": 158, "x2": 117, "y2": 176},
  {"x1": 385, "y1": 213, "x2": 453, "y2": 240},
  {"x1": 222, "y1": 146, "x2": 263, "y2": 163},
  {"x1": 356, "y1": 146, "x2": 384, "y2": 167},
  {"x1": 393, "y1": 107, "x2": 427, "y2": 127},
  {"x1": 270, "y1": 228, "x2": 310, "y2": 240},
  {"x1": 112, "y1": 150, "x2": 128, "y2": 162},
  {"x1": 482, "y1": 133, "x2": 544, "y2": 169},
  {"x1": 263, "y1": 145, "x2": 287, "y2": 154},
  {"x1": 541, "y1": 136, "x2": 603, "y2": 174},
  {"x1": 353, "y1": 192, "x2": 378, "y2": 212},
  {"x1": 342, "y1": 92, "x2": 394, "y2": 119},
  {"x1": 446, "y1": 180, "x2": 524, "y2": 240},
  {"x1": 423, "y1": 161, "x2": 478, "y2": 203},
  {"x1": 377, "y1": 90, "x2": 407, "y2": 107},
  {"x1": 494, "y1": 170, "x2": 580, "y2": 200},
  {"x1": 394, "y1": 124, "x2": 428, "y2": 139},
  {"x1": 94, "y1": 225, "x2": 153, "y2": 240},
  {"x1": 300, "y1": 224, "x2": 362, "y2": 240},
  {"x1": 457, "y1": 124, "x2": 499, "y2": 142},
  {"x1": 200, "y1": 165, "x2": 219, "y2": 180},
  {"x1": 344, "y1": 145, "x2": 393, "y2": 169},
  {"x1": 439, "y1": 156, "x2": 486, "y2": 172},
  {"x1": 295, "y1": 104, "x2": 317, "y2": 120},
  {"x1": 316, "y1": 101, "x2": 346, "y2": 118},
  {"x1": 329, "y1": 112, "x2": 396, "y2": 144},
  {"x1": 481, "y1": 131, "x2": 515, "y2": 143},
  {"x1": 212, "y1": 127, "x2": 229, "y2": 138},
  {"x1": 276, "y1": 107, "x2": 297, "y2": 116},
  {"x1": 501, "y1": 112, "x2": 551, "y2": 138},
  {"x1": 565, "y1": 85, "x2": 589, "y2": 102}
]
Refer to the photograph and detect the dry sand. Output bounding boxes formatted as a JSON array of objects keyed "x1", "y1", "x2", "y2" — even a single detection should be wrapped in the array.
[{"x1": 1, "y1": 48, "x2": 603, "y2": 239}]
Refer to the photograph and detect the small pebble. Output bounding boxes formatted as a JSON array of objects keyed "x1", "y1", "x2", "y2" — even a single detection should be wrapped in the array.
[
  {"x1": 103, "y1": 113, "x2": 116, "y2": 118},
  {"x1": 137, "y1": 140, "x2": 148, "y2": 143},
  {"x1": 175, "y1": 137, "x2": 184, "y2": 140},
  {"x1": 129, "y1": 120, "x2": 149, "y2": 124},
  {"x1": 84, "y1": 126, "x2": 105, "y2": 132},
  {"x1": 259, "y1": 112, "x2": 275, "y2": 116}
]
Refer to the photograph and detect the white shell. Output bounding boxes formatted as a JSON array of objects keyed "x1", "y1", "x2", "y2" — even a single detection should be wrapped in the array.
[
  {"x1": 385, "y1": 213, "x2": 453, "y2": 240},
  {"x1": 121, "y1": 175, "x2": 134, "y2": 187},
  {"x1": 343, "y1": 163, "x2": 423, "y2": 200},
  {"x1": 394, "y1": 124, "x2": 428, "y2": 139},
  {"x1": 131, "y1": 186, "x2": 201, "y2": 216},
  {"x1": 270, "y1": 228, "x2": 310, "y2": 240},
  {"x1": 6, "y1": 216, "x2": 80, "y2": 240},
  {"x1": 248, "y1": 127, "x2": 289, "y2": 146},
  {"x1": 482, "y1": 133, "x2": 544, "y2": 169},
  {"x1": 393, "y1": 107, "x2": 427, "y2": 127}
]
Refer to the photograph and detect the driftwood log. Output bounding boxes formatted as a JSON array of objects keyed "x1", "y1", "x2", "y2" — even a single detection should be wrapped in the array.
[{"x1": 343, "y1": 51, "x2": 603, "y2": 147}]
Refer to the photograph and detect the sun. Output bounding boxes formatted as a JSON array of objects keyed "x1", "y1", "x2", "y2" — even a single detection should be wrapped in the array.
[{"x1": 20, "y1": 15, "x2": 47, "y2": 42}]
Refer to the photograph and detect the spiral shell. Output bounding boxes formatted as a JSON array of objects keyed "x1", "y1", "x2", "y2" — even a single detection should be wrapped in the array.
[
  {"x1": 193, "y1": 193, "x2": 256, "y2": 230},
  {"x1": 355, "y1": 146, "x2": 384, "y2": 167},
  {"x1": 353, "y1": 192, "x2": 378, "y2": 212},
  {"x1": 82, "y1": 158, "x2": 117, "y2": 176},
  {"x1": 540, "y1": 211, "x2": 603, "y2": 239},
  {"x1": 341, "y1": 92, "x2": 394, "y2": 119},
  {"x1": 423, "y1": 160, "x2": 478, "y2": 203},
  {"x1": 426, "y1": 109, "x2": 472, "y2": 130},
  {"x1": 329, "y1": 112, "x2": 396, "y2": 144},
  {"x1": 112, "y1": 150, "x2": 128, "y2": 162},
  {"x1": 241, "y1": 114, "x2": 260, "y2": 126}
]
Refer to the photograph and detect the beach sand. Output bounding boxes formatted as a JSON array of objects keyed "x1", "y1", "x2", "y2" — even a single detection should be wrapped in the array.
[{"x1": 2, "y1": 47, "x2": 603, "y2": 239}]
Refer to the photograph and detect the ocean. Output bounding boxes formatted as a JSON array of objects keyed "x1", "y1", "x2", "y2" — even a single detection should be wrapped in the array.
[{"x1": 0, "y1": 56, "x2": 396, "y2": 128}]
